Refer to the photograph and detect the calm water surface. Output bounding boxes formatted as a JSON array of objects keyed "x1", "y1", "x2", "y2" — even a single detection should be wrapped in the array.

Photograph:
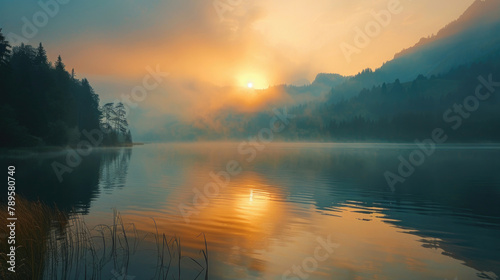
[{"x1": 3, "y1": 142, "x2": 500, "y2": 280}]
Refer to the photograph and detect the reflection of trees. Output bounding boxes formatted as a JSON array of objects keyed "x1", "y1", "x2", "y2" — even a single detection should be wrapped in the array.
[
  {"x1": 0, "y1": 147, "x2": 213, "y2": 279},
  {"x1": 0, "y1": 147, "x2": 132, "y2": 213},
  {"x1": 99, "y1": 148, "x2": 132, "y2": 190}
]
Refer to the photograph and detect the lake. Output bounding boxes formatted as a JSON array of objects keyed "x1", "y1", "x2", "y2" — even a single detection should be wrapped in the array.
[{"x1": 1, "y1": 142, "x2": 500, "y2": 280}]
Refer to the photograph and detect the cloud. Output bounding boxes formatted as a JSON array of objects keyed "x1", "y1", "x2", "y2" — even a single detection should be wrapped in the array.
[{"x1": 0, "y1": 0, "x2": 476, "y2": 139}]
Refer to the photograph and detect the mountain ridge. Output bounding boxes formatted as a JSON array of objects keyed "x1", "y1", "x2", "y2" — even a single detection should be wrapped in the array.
[{"x1": 394, "y1": 0, "x2": 500, "y2": 59}]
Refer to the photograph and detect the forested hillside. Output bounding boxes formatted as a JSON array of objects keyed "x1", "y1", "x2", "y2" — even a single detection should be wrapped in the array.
[
  {"x1": 281, "y1": 58, "x2": 500, "y2": 141},
  {"x1": 0, "y1": 29, "x2": 131, "y2": 147}
]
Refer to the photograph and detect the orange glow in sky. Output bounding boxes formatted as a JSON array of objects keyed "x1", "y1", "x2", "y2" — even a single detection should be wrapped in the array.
[
  {"x1": 14, "y1": 0, "x2": 476, "y2": 128},
  {"x1": 52, "y1": 0, "x2": 476, "y2": 87}
]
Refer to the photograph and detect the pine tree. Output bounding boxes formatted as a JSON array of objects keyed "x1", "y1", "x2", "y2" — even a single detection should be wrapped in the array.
[
  {"x1": 391, "y1": 78, "x2": 404, "y2": 94},
  {"x1": 35, "y1": 43, "x2": 48, "y2": 66},
  {"x1": 381, "y1": 83, "x2": 387, "y2": 94},
  {"x1": 55, "y1": 55, "x2": 65, "y2": 71},
  {"x1": 0, "y1": 29, "x2": 11, "y2": 66},
  {"x1": 101, "y1": 103, "x2": 116, "y2": 131},
  {"x1": 114, "y1": 102, "x2": 128, "y2": 134}
]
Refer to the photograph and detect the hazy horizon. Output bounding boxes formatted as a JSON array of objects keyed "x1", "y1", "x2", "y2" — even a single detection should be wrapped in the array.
[{"x1": 0, "y1": 0, "x2": 480, "y2": 140}]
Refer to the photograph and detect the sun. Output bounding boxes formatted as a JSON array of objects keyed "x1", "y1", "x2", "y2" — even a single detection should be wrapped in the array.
[{"x1": 236, "y1": 73, "x2": 269, "y2": 89}]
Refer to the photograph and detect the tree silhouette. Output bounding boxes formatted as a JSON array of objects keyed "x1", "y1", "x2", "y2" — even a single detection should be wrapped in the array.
[
  {"x1": 55, "y1": 55, "x2": 66, "y2": 73},
  {"x1": 98, "y1": 102, "x2": 132, "y2": 145},
  {"x1": 0, "y1": 28, "x2": 11, "y2": 66},
  {"x1": 114, "y1": 102, "x2": 128, "y2": 134},
  {"x1": 0, "y1": 29, "x2": 132, "y2": 147},
  {"x1": 35, "y1": 43, "x2": 48, "y2": 66}
]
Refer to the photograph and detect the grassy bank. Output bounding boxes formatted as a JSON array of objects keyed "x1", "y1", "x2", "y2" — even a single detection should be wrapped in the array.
[{"x1": 0, "y1": 197, "x2": 208, "y2": 280}]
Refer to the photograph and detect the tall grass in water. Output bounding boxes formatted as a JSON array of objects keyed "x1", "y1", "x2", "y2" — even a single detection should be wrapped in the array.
[
  {"x1": 0, "y1": 198, "x2": 209, "y2": 280},
  {"x1": 0, "y1": 197, "x2": 57, "y2": 279}
]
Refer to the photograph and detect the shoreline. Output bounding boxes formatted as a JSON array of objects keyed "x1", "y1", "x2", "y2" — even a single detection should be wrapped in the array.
[{"x1": 0, "y1": 143, "x2": 145, "y2": 157}]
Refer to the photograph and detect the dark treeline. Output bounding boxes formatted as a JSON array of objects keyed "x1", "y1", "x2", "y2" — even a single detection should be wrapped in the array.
[
  {"x1": 0, "y1": 29, "x2": 131, "y2": 147},
  {"x1": 143, "y1": 55, "x2": 500, "y2": 142},
  {"x1": 281, "y1": 55, "x2": 500, "y2": 142},
  {"x1": 139, "y1": 53, "x2": 500, "y2": 143}
]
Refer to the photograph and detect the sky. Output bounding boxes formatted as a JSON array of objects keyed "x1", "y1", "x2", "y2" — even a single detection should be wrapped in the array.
[{"x1": 0, "y1": 0, "x2": 476, "y2": 137}]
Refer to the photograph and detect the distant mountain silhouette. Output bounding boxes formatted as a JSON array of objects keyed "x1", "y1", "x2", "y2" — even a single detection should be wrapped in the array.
[
  {"x1": 394, "y1": 0, "x2": 500, "y2": 60},
  {"x1": 141, "y1": 0, "x2": 500, "y2": 142},
  {"x1": 378, "y1": 0, "x2": 500, "y2": 82},
  {"x1": 317, "y1": 0, "x2": 500, "y2": 102},
  {"x1": 311, "y1": 73, "x2": 346, "y2": 87},
  {"x1": 284, "y1": 73, "x2": 347, "y2": 101}
]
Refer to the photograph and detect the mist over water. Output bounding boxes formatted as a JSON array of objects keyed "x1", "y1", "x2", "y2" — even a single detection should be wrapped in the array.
[{"x1": 2, "y1": 142, "x2": 500, "y2": 279}]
